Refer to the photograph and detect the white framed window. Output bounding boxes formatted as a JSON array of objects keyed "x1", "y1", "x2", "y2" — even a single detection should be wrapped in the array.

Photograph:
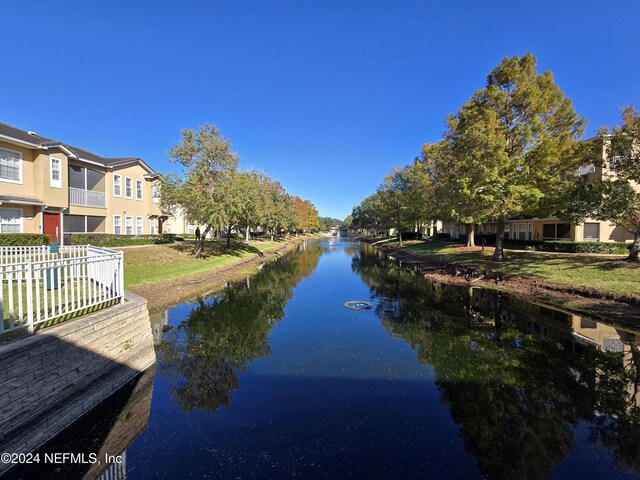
[
  {"x1": 136, "y1": 216, "x2": 143, "y2": 235},
  {"x1": 0, "y1": 208, "x2": 23, "y2": 233},
  {"x1": 136, "y1": 180, "x2": 143, "y2": 200},
  {"x1": 188, "y1": 224, "x2": 196, "y2": 234},
  {"x1": 0, "y1": 147, "x2": 23, "y2": 184},
  {"x1": 113, "y1": 215, "x2": 122, "y2": 235},
  {"x1": 125, "y1": 216, "x2": 133, "y2": 235},
  {"x1": 125, "y1": 177, "x2": 133, "y2": 198},
  {"x1": 49, "y1": 157, "x2": 62, "y2": 188},
  {"x1": 113, "y1": 174, "x2": 122, "y2": 197},
  {"x1": 150, "y1": 219, "x2": 156, "y2": 235},
  {"x1": 152, "y1": 183, "x2": 159, "y2": 203}
]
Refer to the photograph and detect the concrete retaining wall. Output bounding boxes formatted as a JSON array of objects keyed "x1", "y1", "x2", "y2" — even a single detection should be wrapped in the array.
[{"x1": 0, "y1": 291, "x2": 156, "y2": 473}]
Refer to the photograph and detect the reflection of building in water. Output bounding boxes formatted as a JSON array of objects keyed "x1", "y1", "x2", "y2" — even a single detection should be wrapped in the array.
[
  {"x1": 470, "y1": 287, "x2": 640, "y2": 409},
  {"x1": 149, "y1": 310, "x2": 169, "y2": 345}
]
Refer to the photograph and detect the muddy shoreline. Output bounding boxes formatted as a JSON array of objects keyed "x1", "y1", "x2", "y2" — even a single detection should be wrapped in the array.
[
  {"x1": 372, "y1": 243, "x2": 640, "y2": 328},
  {"x1": 132, "y1": 236, "x2": 318, "y2": 313}
]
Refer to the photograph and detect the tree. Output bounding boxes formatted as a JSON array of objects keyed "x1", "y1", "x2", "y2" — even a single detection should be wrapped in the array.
[
  {"x1": 378, "y1": 167, "x2": 413, "y2": 246},
  {"x1": 351, "y1": 192, "x2": 385, "y2": 234},
  {"x1": 447, "y1": 54, "x2": 585, "y2": 260},
  {"x1": 162, "y1": 124, "x2": 239, "y2": 257},
  {"x1": 234, "y1": 170, "x2": 267, "y2": 242}
]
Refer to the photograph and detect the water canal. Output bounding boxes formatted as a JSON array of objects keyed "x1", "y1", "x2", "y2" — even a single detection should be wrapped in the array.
[{"x1": 11, "y1": 238, "x2": 640, "y2": 479}]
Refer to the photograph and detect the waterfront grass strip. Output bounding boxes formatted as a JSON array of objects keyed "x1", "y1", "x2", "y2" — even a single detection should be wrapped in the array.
[
  {"x1": 371, "y1": 239, "x2": 640, "y2": 300},
  {"x1": 120, "y1": 239, "x2": 288, "y2": 288}
]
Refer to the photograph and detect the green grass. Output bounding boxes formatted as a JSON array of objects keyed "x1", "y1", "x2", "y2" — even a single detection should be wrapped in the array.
[
  {"x1": 120, "y1": 238, "x2": 290, "y2": 288},
  {"x1": 371, "y1": 238, "x2": 640, "y2": 300}
]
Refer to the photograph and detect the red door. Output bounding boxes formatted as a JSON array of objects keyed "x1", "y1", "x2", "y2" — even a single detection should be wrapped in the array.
[{"x1": 43, "y1": 212, "x2": 61, "y2": 244}]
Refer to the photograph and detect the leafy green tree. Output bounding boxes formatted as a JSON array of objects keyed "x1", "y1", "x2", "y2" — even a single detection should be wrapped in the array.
[
  {"x1": 378, "y1": 167, "x2": 414, "y2": 246},
  {"x1": 447, "y1": 54, "x2": 585, "y2": 260},
  {"x1": 162, "y1": 124, "x2": 239, "y2": 257},
  {"x1": 351, "y1": 193, "x2": 385, "y2": 234}
]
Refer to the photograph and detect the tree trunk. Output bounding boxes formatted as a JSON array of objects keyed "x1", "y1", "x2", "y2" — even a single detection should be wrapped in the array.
[
  {"x1": 194, "y1": 225, "x2": 212, "y2": 258},
  {"x1": 270, "y1": 229, "x2": 274, "y2": 241},
  {"x1": 492, "y1": 215, "x2": 506, "y2": 261},
  {"x1": 627, "y1": 228, "x2": 640, "y2": 261},
  {"x1": 245, "y1": 225, "x2": 250, "y2": 242},
  {"x1": 226, "y1": 223, "x2": 232, "y2": 249},
  {"x1": 466, "y1": 224, "x2": 476, "y2": 247},
  {"x1": 398, "y1": 230, "x2": 403, "y2": 247},
  {"x1": 433, "y1": 221, "x2": 438, "y2": 241}
]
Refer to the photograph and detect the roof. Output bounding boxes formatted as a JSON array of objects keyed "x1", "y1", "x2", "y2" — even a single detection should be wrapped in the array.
[
  {"x1": 0, "y1": 122, "x2": 156, "y2": 173},
  {"x1": 0, "y1": 195, "x2": 46, "y2": 206}
]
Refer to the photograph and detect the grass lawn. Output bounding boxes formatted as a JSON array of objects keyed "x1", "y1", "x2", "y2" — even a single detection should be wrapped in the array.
[
  {"x1": 371, "y1": 238, "x2": 640, "y2": 300},
  {"x1": 120, "y1": 239, "x2": 289, "y2": 288}
]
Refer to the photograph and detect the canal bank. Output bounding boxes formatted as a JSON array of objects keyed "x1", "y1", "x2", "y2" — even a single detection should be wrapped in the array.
[
  {"x1": 127, "y1": 235, "x2": 321, "y2": 312},
  {"x1": 361, "y1": 238, "x2": 640, "y2": 326}
]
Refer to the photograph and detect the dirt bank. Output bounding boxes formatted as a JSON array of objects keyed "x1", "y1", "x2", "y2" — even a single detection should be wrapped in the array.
[
  {"x1": 131, "y1": 236, "x2": 314, "y2": 313},
  {"x1": 377, "y1": 244, "x2": 640, "y2": 327}
]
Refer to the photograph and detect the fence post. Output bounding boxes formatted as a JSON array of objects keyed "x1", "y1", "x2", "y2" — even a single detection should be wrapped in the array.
[
  {"x1": 119, "y1": 251, "x2": 125, "y2": 304},
  {"x1": 25, "y1": 260, "x2": 34, "y2": 334}
]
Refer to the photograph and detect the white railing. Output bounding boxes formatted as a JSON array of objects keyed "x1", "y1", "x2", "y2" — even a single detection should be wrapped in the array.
[
  {"x1": 69, "y1": 187, "x2": 106, "y2": 208},
  {"x1": 0, "y1": 245, "x2": 124, "y2": 335}
]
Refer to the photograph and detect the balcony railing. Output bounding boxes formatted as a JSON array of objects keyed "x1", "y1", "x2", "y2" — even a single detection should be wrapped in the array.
[{"x1": 69, "y1": 187, "x2": 106, "y2": 208}]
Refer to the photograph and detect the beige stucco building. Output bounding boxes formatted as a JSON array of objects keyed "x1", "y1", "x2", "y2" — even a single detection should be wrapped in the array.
[{"x1": 0, "y1": 122, "x2": 169, "y2": 243}]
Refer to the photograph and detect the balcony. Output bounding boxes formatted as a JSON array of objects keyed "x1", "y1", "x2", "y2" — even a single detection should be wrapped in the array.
[{"x1": 69, "y1": 187, "x2": 106, "y2": 208}]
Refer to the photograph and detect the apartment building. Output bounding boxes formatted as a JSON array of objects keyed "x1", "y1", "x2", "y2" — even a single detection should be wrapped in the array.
[{"x1": 0, "y1": 122, "x2": 169, "y2": 243}]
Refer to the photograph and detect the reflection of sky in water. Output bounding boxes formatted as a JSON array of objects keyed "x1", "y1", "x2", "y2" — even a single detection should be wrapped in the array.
[{"x1": 250, "y1": 246, "x2": 435, "y2": 382}]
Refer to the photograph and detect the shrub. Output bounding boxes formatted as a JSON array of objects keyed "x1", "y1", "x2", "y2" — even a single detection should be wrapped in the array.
[
  {"x1": 504, "y1": 239, "x2": 629, "y2": 254},
  {"x1": 436, "y1": 233, "x2": 451, "y2": 240},
  {"x1": 68, "y1": 234, "x2": 174, "y2": 247},
  {"x1": 0, "y1": 233, "x2": 50, "y2": 246}
]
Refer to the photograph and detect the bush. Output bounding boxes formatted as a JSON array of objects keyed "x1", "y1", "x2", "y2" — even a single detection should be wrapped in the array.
[
  {"x1": 0, "y1": 233, "x2": 50, "y2": 246},
  {"x1": 504, "y1": 239, "x2": 629, "y2": 254},
  {"x1": 436, "y1": 233, "x2": 451, "y2": 240},
  {"x1": 68, "y1": 234, "x2": 175, "y2": 247}
]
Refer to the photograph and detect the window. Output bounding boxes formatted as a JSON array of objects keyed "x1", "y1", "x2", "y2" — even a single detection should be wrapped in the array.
[
  {"x1": 584, "y1": 222, "x2": 600, "y2": 241},
  {"x1": 543, "y1": 223, "x2": 571, "y2": 240},
  {"x1": 113, "y1": 215, "x2": 122, "y2": 235},
  {"x1": 125, "y1": 216, "x2": 133, "y2": 235},
  {"x1": 0, "y1": 147, "x2": 22, "y2": 183},
  {"x1": 136, "y1": 216, "x2": 143, "y2": 235},
  {"x1": 113, "y1": 174, "x2": 122, "y2": 197},
  {"x1": 125, "y1": 177, "x2": 133, "y2": 198},
  {"x1": 136, "y1": 180, "x2": 143, "y2": 200},
  {"x1": 152, "y1": 183, "x2": 159, "y2": 203},
  {"x1": 0, "y1": 208, "x2": 22, "y2": 233},
  {"x1": 188, "y1": 224, "x2": 196, "y2": 234},
  {"x1": 150, "y1": 219, "x2": 156, "y2": 235},
  {"x1": 50, "y1": 157, "x2": 62, "y2": 188}
]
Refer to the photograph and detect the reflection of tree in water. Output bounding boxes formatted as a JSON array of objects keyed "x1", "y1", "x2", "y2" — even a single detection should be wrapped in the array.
[
  {"x1": 159, "y1": 244, "x2": 322, "y2": 412},
  {"x1": 353, "y1": 245, "x2": 640, "y2": 479}
]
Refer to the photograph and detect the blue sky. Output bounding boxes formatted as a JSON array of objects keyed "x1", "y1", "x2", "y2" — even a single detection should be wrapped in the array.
[{"x1": 2, "y1": 1, "x2": 639, "y2": 219}]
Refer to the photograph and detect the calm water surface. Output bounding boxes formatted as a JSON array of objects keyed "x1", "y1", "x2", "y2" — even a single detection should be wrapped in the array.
[{"x1": 14, "y1": 238, "x2": 640, "y2": 479}]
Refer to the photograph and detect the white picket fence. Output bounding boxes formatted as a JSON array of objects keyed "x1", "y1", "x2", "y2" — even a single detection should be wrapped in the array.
[{"x1": 0, "y1": 245, "x2": 124, "y2": 335}]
